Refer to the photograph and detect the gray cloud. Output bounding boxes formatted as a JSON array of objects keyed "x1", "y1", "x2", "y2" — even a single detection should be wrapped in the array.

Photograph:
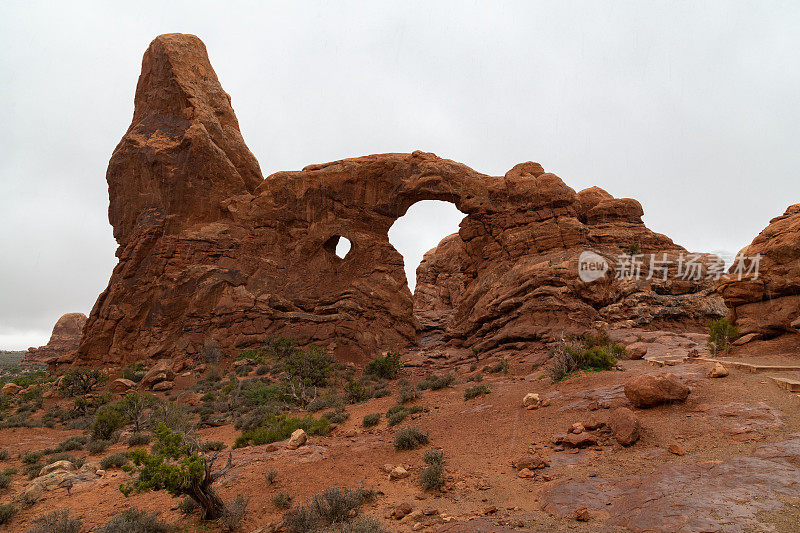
[{"x1": 1, "y1": 1, "x2": 798, "y2": 349}]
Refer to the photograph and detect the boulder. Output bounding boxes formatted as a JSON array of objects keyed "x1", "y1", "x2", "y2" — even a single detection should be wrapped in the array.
[
  {"x1": 624, "y1": 373, "x2": 690, "y2": 408},
  {"x1": 626, "y1": 342, "x2": 648, "y2": 359},
  {"x1": 392, "y1": 503, "x2": 413, "y2": 520},
  {"x1": 110, "y1": 378, "x2": 136, "y2": 393},
  {"x1": 286, "y1": 429, "x2": 307, "y2": 450},
  {"x1": 708, "y1": 363, "x2": 729, "y2": 378},
  {"x1": 140, "y1": 360, "x2": 175, "y2": 388},
  {"x1": 39, "y1": 460, "x2": 76, "y2": 477},
  {"x1": 512, "y1": 453, "x2": 550, "y2": 470},
  {"x1": 152, "y1": 380, "x2": 174, "y2": 391},
  {"x1": 610, "y1": 407, "x2": 640, "y2": 446},
  {"x1": 732, "y1": 333, "x2": 760, "y2": 346},
  {"x1": 2, "y1": 383, "x2": 22, "y2": 395},
  {"x1": 389, "y1": 466, "x2": 409, "y2": 480},
  {"x1": 522, "y1": 393, "x2": 541, "y2": 409}
]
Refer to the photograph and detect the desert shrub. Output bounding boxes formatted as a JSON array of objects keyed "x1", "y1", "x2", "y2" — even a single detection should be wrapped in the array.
[
  {"x1": 708, "y1": 318, "x2": 739, "y2": 354},
  {"x1": 306, "y1": 394, "x2": 344, "y2": 413},
  {"x1": 122, "y1": 424, "x2": 234, "y2": 520},
  {"x1": 121, "y1": 362, "x2": 147, "y2": 383},
  {"x1": 202, "y1": 339, "x2": 223, "y2": 363},
  {"x1": 464, "y1": 384, "x2": 491, "y2": 400},
  {"x1": 0, "y1": 450, "x2": 8, "y2": 461},
  {"x1": 91, "y1": 404, "x2": 126, "y2": 440},
  {"x1": 128, "y1": 432, "x2": 152, "y2": 447},
  {"x1": 362, "y1": 413, "x2": 380, "y2": 428},
  {"x1": 0, "y1": 473, "x2": 10, "y2": 489},
  {"x1": 220, "y1": 494, "x2": 248, "y2": 531},
  {"x1": 87, "y1": 439, "x2": 111, "y2": 454},
  {"x1": 117, "y1": 390, "x2": 157, "y2": 433},
  {"x1": 2, "y1": 468, "x2": 16, "y2": 476},
  {"x1": 344, "y1": 379, "x2": 372, "y2": 404},
  {"x1": 201, "y1": 440, "x2": 226, "y2": 452},
  {"x1": 466, "y1": 373, "x2": 483, "y2": 382},
  {"x1": 236, "y1": 365, "x2": 253, "y2": 377},
  {"x1": 56, "y1": 436, "x2": 87, "y2": 453},
  {"x1": 58, "y1": 368, "x2": 106, "y2": 397},
  {"x1": 273, "y1": 491, "x2": 293, "y2": 509},
  {"x1": 487, "y1": 358, "x2": 509, "y2": 374},
  {"x1": 255, "y1": 364, "x2": 270, "y2": 376},
  {"x1": 394, "y1": 426, "x2": 429, "y2": 451},
  {"x1": 282, "y1": 345, "x2": 336, "y2": 387},
  {"x1": 233, "y1": 414, "x2": 330, "y2": 448},
  {"x1": 311, "y1": 487, "x2": 370, "y2": 524},
  {"x1": 546, "y1": 331, "x2": 623, "y2": 382},
  {"x1": 397, "y1": 380, "x2": 420, "y2": 404},
  {"x1": 324, "y1": 408, "x2": 349, "y2": 425},
  {"x1": 22, "y1": 450, "x2": 45, "y2": 464},
  {"x1": 24, "y1": 509, "x2": 82, "y2": 533},
  {"x1": 0, "y1": 503, "x2": 17, "y2": 524},
  {"x1": 23, "y1": 462, "x2": 42, "y2": 479},
  {"x1": 147, "y1": 401, "x2": 193, "y2": 434},
  {"x1": 265, "y1": 467, "x2": 278, "y2": 485},
  {"x1": 624, "y1": 242, "x2": 641, "y2": 256},
  {"x1": 420, "y1": 448, "x2": 445, "y2": 491},
  {"x1": 100, "y1": 453, "x2": 129, "y2": 470},
  {"x1": 179, "y1": 496, "x2": 198, "y2": 515},
  {"x1": 364, "y1": 352, "x2": 401, "y2": 380},
  {"x1": 283, "y1": 505, "x2": 317, "y2": 533},
  {"x1": 338, "y1": 516, "x2": 388, "y2": 533},
  {"x1": 386, "y1": 406, "x2": 408, "y2": 427},
  {"x1": 94, "y1": 507, "x2": 172, "y2": 533},
  {"x1": 417, "y1": 373, "x2": 455, "y2": 391}
]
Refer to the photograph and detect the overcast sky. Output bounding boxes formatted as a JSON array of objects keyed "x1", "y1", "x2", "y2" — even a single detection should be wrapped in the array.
[{"x1": 1, "y1": 1, "x2": 798, "y2": 350}]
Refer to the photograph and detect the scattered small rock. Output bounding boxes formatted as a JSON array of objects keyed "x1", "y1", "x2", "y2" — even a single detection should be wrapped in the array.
[
  {"x1": 513, "y1": 453, "x2": 550, "y2": 470},
  {"x1": 286, "y1": 429, "x2": 307, "y2": 449},
  {"x1": 389, "y1": 466, "x2": 410, "y2": 480},
  {"x1": 523, "y1": 393, "x2": 541, "y2": 409},
  {"x1": 627, "y1": 342, "x2": 648, "y2": 359},
  {"x1": 708, "y1": 363, "x2": 729, "y2": 378},
  {"x1": 393, "y1": 503, "x2": 412, "y2": 519},
  {"x1": 610, "y1": 407, "x2": 640, "y2": 446},
  {"x1": 668, "y1": 443, "x2": 686, "y2": 456},
  {"x1": 574, "y1": 506, "x2": 590, "y2": 521},
  {"x1": 571, "y1": 422, "x2": 585, "y2": 434},
  {"x1": 152, "y1": 380, "x2": 174, "y2": 391}
]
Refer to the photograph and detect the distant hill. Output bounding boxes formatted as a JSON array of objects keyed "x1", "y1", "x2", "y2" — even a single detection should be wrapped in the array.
[{"x1": 0, "y1": 351, "x2": 25, "y2": 367}]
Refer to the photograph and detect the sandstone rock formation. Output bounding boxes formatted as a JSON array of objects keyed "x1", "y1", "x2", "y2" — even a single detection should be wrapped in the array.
[
  {"x1": 23, "y1": 313, "x2": 86, "y2": 365},
  {"x1": 719, "y1": 204, "x2": 800, "y2": 338},
  {"x1": 76, "y1": 33, "x2": 725, "y2": 366},
  {"x1": 624, "y1": 373, "x2": 690, "y2": 408}
]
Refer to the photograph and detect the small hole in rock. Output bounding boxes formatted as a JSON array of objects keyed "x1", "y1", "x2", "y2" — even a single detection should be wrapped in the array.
[{"x1": 324, "y1": 235, "x2": 352, "y2": 259}]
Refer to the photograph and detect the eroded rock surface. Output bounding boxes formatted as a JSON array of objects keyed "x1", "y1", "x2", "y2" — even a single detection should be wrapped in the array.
[
  {"x1": 540, "y1": 437, "x2": 800, "y2": 532},
  {"x1": 77, "y1": 33, "x2": 725, "y2": 366},
  {"x1": 719, "y1": 204, "x2": 800, "y2": 338},
  {"x1": 23, "y1": 313, "x2": 86, "y2": 365}
]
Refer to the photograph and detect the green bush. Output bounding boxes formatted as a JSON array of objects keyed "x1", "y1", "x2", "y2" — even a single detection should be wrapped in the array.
[
  {"x1": 25, "y1": 509, "x2": 82, "y2": 533},
  {"x1": 127, "y1": 433, "x2": 152, "y2": 447},
  {"x1": 364, "y1": 352, "x2": 401, "y2": 379},
  {"x1": 94, "y1": 507, "x2": 171, "y2": 533},
  {"x1": 265, "y1": 468, "x2": 278, "y2": 485},
  {"x1": 91, "y1": 404, "x2": 126, "y2": 440},
  {"x1": 420, "y1": 447, "x2": 445, "y2": 491},
  {"x1": 464, "y1": 384, "x2": 491, "y2": 400},
  {"x1": 22, "y1": 450, "x2": 45, "y2": 464},
  {"x1": 58, "y1": 368, "x2": 106, "y2": 397},
  {"x1": 362, "y1": 413, "x2": 380, "y2": 428},
  {"x1": 394, "y1": 426, "x2": 429, "y2": 451},
  {"x1": 234, "y1": 414, "x2": 330, "y2": 448},
  {"x1": 386, "y1": 406, "x2": 408, "y2": 427},
  {"x1": 0, "y1": 472, "x2": 10, "y2": 489},
  {"x1": 708, "y1": 318, "x2": 739, "y2": 354},
  {"x1": 417, "y1": 373, "x2": 455, "y2": 391},
  {"x1": 546, "y1": 331, "x2": 623, "y2": 382},
  {"x1": 220, "y1": 494, "x2": 248, "y2": 532},
  {"x1": 273, "y1": 491, "x2": 293, "y2": 509},
  {"x1": 0, "y1": 503, "x2": 16, "y2": 524},
  {"x1": 121, "y1": 362, "x2": 147, "y2": 383},
  {"x1": 179, "y1": 496, "x2": 198, "y2": 515},
  {"x1": 100, "y1": 453, "x2": 129, "y2": 470},
  {"x1": 397, "y1": 380, "x2": 420, "y2": 404},
  {"x1": 487, "y1": 358, "x2": 510, "y2": 374},
  {"x1": 87, "y1": 439, "x2": 111, "y2": 455},
  {"x1": 0, "y1": 450, "x2": 8, "y2": 461},
  {"x1": 56, "y1": 436, "x2": 87, "y2": 453},
  {"x1": 283, "y1": 345, "x2": 336, "y2": 387},
  {"x1": 324, "y1": 409, "x2": 349, "y2": 425}
]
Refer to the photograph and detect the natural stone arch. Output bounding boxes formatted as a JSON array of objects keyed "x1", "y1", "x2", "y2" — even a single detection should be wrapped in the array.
[{"x1": 76, "y1": 34, "x2": 725, "y2": 367}]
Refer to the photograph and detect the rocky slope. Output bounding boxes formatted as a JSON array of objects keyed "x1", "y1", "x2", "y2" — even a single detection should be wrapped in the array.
[
  {"x1": 23, "y1": 313, "x2": 86, "y2": 365},
  {"x1": 719, "y1": 204, "x2": 800, "y2": 339},
  {"x1": 77, "y1": 33, "x2": 724, "y2": 367}
]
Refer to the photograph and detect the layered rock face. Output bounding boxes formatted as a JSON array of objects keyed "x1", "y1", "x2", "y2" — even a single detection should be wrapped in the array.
[
  {"x1": 24, "y1": 313, "x2": 87, "y2": 365},
  {"x1": 77, "y1": 33, "x2": 724, "y2": 366},
  {"x1": 719, "y1": 204, "x2": 800, "y2": 337},
  {"x1": 414, "y1": 181, "x2": 727, "y2": 351}
]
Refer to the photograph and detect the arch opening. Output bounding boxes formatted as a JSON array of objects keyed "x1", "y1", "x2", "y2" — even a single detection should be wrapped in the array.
[
  {"x1": 324, "y1": 235, "x2": 352, "y2": 259},
  {"x1": 388, "y1": 200, "x2": 466, "y2": 292}
]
